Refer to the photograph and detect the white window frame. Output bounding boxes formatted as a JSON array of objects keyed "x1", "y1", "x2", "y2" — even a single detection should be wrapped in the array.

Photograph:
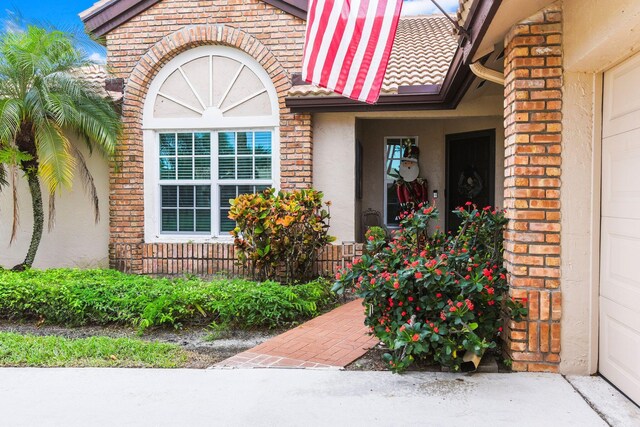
[
  {"x1": 383, "y1": 136, "x2": 419, "y2": 227},
  {"x1": 143, "y1": 46, "x2": 280, "y2": 243}
]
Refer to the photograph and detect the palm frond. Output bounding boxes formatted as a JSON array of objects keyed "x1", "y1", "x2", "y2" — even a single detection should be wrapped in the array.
[
  {"x1": 34, "y1": 119, "x2": 75, "y2": 193},
  {"x1": 47, "y1": 190, "x2": 56, "y2": 232},
  {"x1": 71, "y1": 144, "x2": 100, "y2": 223},
  {"x1": 10, "y1": 165, "x2": 19, "y2": 244}
]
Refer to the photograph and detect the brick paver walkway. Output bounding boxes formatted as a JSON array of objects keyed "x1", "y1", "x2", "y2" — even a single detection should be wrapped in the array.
[{"x1": 215, "y1": 299, "x2": 378, "y2": 369}]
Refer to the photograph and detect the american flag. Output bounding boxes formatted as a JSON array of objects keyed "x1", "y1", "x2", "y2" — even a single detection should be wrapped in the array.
[{"x1": 301, "y1": 0, "x2": 403, "y2": 104}]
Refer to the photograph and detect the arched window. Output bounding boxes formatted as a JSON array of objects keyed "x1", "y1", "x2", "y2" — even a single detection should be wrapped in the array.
[{"x1": 143, "y1": 45, "x2": 279, "y2": 242}]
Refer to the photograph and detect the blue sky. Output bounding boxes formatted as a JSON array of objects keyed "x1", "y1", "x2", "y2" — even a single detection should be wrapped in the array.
[{"x1": 1, "y1": 0, "x2": 458, "y2": 62}]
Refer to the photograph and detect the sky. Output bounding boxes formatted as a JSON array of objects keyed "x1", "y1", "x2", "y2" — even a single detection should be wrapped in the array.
[{"x1": 0, "y1": 0, "x2": 459, "y2": 63}]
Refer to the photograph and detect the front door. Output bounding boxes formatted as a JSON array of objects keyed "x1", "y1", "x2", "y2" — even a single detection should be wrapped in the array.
[{"x1": 445, "y1": 130, "x2": 495, "y2": 232}]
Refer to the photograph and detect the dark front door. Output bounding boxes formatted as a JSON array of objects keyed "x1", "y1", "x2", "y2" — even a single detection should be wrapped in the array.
[{"x1": 446, "y1": 129, "x2": 496, "y2": 233}]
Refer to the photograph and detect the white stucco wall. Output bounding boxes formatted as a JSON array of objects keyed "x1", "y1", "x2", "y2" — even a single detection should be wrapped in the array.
[
  {"x1": 559, "y1": 0, "x2": 640, "y2": 375},
  {"x1": 0, "y1": 136, "x2": 110, "y2": 269},
  {"x1": 312, "y1": 113, "x2": 357, "y2": 242}
]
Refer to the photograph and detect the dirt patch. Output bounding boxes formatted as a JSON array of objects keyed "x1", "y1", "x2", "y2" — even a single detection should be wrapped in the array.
[
  {"x1": 345, "y1": 344, "x2": 507, "y2": 373},
  {"x1": 0, "y1": 322, "x2": 283, "y2": 369}
]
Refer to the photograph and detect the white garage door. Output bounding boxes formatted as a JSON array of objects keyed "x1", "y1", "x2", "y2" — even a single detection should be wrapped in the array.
[{"x1": 600, "y1": 52, "x2": 640, "y2": 405}]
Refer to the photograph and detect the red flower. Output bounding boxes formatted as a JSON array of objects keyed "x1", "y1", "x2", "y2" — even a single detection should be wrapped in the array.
[
  {"x1": 412, "y1": 334, "x2": 419, "y2": 342},
  {"x1": 408, "y1": 296, "x2": 414, "y2": 302},
  {"x1": 368, "y1": 235, "x2": 375, "y2": 241},
  {"x1": 393, "y1": 282, "x2": 400, "y2": 289},
  {"x1": 449, "y1": 306, "x2": 457, "y2": 312},
  {"x1": 399, "y1": 325, "x2": 406, "y2": 332},
  {"x1": 401, "y1": 311, "x2": 406, "y2": 317},
  {"x1": 433, "y1": 327, "x2": 439, "y2": 333},
  {"x1": 435, "y1": 269, "x2": 442, "y2": 276},
  {"x1": 436, "y1": 293, "x2": 442, "y2": 298},
  {"x1": 335, "y1": 272, "x2": 341, "y2": 280},
  {"x1": 415, "y1": 271, "x2": 423, "y2": 279}
]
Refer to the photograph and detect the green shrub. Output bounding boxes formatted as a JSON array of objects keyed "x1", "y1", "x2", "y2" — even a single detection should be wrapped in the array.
[
  {"x1": 333, "y1": 204, "x2": 527, "y2": 372},
  {"x1": 0, "y1": 269, "x2": 336, "y2": 331},
  {"x1": 229, "y1": 188, "x2": 335, "y2": 283}
]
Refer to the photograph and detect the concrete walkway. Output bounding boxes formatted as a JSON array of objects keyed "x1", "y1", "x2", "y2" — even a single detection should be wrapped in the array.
[
  {"x1": 216, "y1": 299, "x2": 379, "y2": 369},
  {"x1": 0, "y1": 368, "x2": 622, "y2": 426}
]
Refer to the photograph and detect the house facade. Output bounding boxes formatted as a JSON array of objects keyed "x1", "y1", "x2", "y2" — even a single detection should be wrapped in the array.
[{"x1": 1, "y1": 0, "x2": 639, "y2": 401}]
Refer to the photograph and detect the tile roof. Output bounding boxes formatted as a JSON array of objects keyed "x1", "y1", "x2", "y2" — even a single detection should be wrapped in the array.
[
  {"x1": 76, "y1": 65, "x2": 123, "y2": 102},
  {"x1": 288, "y1": 15, "x2": 458, "y2": 97}
]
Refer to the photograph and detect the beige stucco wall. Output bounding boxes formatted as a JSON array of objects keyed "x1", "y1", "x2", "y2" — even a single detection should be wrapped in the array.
[
  {"x1": 0, "y1": 136, "x2": 110, "y2": 269},
  {"x1": 312, "y1": 113, "x2": 357, "y2": 242},
  {"x1": 359, "y1": 116, "x2": 505, "y2": 234},
  {"x1": 559, "y1": 0, "x2": 640, "y2": 375}
]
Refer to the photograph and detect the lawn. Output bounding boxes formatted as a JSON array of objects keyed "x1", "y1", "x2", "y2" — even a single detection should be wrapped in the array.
[{"x1": 0, "y1": 332, "x2": 188, "y2": 368}]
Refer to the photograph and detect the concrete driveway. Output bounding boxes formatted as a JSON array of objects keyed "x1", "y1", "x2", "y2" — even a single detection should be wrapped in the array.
[{"x1": 1, "y1": 368, "x2": 633, "y2": 426}]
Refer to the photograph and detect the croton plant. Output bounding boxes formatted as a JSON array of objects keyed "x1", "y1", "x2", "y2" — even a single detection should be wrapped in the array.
[{"x1": 333, "y1": 203, "x2": 527, "y2": 372}]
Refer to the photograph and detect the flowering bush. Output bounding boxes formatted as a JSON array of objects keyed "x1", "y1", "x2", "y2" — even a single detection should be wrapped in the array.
[
  {"x1": 229, "y1": 188, "x2": 335, "y2": 283},
  {"x1": 333, "y1": 204, "x2": 527, "y2": 372}
]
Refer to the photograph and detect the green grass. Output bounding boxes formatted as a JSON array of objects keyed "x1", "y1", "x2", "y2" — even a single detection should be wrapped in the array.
[
  {"x1": 0, "y1": 332, "x2": 188, "y2": 368},
  {"x1": 0, "y1": 269, "x2": 336, "y2": 331}
]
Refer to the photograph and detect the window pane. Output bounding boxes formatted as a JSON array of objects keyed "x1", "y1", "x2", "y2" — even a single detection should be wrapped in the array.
[
  {"x1": 255, "y1": 185, "x2": 270, "y2": 193},
  {"x1": 178, "y1": 186, "x2": 194, "y2": 207},
  {"x1": 161, "y1": 186, "x2": 177, "y2": 207},
  {"x1": 255, "y1": 157, "x2": 271, "y2": 179},
  {"x1": 195, "y1": 185, "x2": 210, "y2": 208},
  {"x1": 160, "y1": 133, "x2": 176, "y2": 156},
  {"x1": 194, "y1": 133, "x2": 210, "y2": 155},
  {"x1": 219, "y1": 186, "x2": 237, "y2": 208},
  {"x1": 219, "y1": 132, "x2": 235, "y2": 155},
  {"x1": 159, "y1": 158, "x2": 176, "y2": 180},
  {"x1": 178, "y1": 209, "x2": 194, "y2": 232},
  {"x1": 237, "y1": 157, "x2": 253, "y2": 179},
  {"x1": 254, "y1": 132, "x2": 272, "y2": 155},
  {"x1": 162, "y1": 209, "x2": 178, "y2": 232},
  {"x1": 220, "y1": 210, "x2": 235, "y2": 233},
  {"x1": 237, "y1": 185, "x2": 253, "y2": 195},
  {"x1": 237, "y1": 132, "x2": 253, "y2": 155},
  {"x1": 387, "y1": 183, "x2": 400, "y2": 225},
  {"x1": 177, "y1": 157, "x2": 193, "y2": 179},
  {"x1": 194, "y1": 157, "x2": 210, "y2": 179},
  {"x1": 195, "y1": 210, "x2": 211, "y2": 232},
  {"x1": 219, "y1": 158, "x2": 235, "y2": 180},
  {"x1": 177, "y1": 133, "x2": 193, "y2": 155}
]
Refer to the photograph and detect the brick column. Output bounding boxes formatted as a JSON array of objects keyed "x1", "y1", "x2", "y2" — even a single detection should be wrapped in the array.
[{"x1": 503, "y1": 3, "x2": 562, "y2": 372}]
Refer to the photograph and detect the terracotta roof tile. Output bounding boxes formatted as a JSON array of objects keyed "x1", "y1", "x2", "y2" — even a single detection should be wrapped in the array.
[
  {"x1": 288, "y1": 15, "x2": 458, "y2": 97},
  {"x1": 76, "y1": 65, "x2": 123, "y2": 102}
]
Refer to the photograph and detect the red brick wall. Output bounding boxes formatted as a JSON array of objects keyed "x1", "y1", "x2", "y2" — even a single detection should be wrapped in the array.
[
  {"x1": 503, "y1": 3, "x2": 563, "y2": 372},
  {"x1": 104, "y1": 0, "x2": 312, "y2": 272}
]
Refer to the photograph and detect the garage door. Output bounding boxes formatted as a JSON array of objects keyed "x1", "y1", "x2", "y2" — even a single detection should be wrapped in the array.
[{"x1": 600, "y1": 52, "x2": 640, "y2": 404}]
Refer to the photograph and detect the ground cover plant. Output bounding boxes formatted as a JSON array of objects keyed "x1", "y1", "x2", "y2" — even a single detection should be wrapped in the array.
[
  {"x1": 333, "y1": 204, "x2": 527, "y2": 372},
  {"x1": 229, "y1": 188, "x2": 334, "y2": 283},
  {"x1": 0, "y1": 269, "x2": 336, "y2": 332},
  {"x1": 0, "y1": 332, "x2": 187, "y2": 367}
]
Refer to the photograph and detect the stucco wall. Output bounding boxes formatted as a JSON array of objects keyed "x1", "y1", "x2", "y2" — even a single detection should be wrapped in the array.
[
  {"x1": 358, "y1": 116, "x2": 505, "y2": 235},
  {"x1": 0, "y1": 136, "x2": 110, "y2": 269},
  {"x1": 312, "y1": 113, "x2": 357, "y2": 243},
  {"x1": 559, "y1": 0, "x2": 640, "y2": 375}
]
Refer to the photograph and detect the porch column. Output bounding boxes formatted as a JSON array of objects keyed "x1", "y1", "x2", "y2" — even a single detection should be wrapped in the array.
[{"x1": 503, "y1": 3, "x2": 563, "y2": 372}]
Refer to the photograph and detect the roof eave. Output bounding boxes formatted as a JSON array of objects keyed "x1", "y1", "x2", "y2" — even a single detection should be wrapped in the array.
[
  {"x1": 82, "y1": 0, "x2": 163, "y2": 38},
  {"x1": 286, "y1": 0, "x2": 501, "y2": 113}
]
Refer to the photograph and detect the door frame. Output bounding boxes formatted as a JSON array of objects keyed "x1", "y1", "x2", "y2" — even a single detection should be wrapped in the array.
[{"x1": 444, "y1": 129, "x2": 496, "y2": 231}]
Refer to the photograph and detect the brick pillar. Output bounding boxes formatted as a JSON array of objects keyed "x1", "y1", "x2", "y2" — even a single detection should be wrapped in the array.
[
  {"x1": 503, "y1": 3, "x2": 562, "y2": 372},
  {"x1": 280, "y1": 111, "x2": 313, "y2": 190}
]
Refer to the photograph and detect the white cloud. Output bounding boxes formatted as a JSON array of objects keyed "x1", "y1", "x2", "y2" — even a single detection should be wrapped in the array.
[
  {"x1": 88, "y1": 51, "x2": 107, "y2": 64},
  {"x1": 401, "y1": 0, "x2": 459, "y2": 16}
]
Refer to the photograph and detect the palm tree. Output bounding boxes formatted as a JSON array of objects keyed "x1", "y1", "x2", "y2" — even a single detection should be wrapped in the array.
[{"x1": 0, "y1": 26, "x2": 121, "y2": 270}]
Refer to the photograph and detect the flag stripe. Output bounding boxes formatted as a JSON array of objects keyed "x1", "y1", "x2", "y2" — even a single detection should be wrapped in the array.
[{"x1": 301, "y1": 0, "x2": 402, "y2": 104}]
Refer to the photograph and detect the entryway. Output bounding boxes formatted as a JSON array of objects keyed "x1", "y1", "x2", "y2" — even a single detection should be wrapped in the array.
[{"x1": 599, "y1": 51, "x2": 640, "y2": 405}]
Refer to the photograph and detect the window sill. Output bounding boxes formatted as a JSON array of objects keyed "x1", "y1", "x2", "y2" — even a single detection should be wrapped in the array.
[{"x1": 145, "y1": 235, "x2": 234, "y2": 244}]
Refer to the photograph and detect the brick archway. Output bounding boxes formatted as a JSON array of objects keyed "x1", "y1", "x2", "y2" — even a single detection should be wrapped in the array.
[
  {"x1": 125, "y1": 24, "x2": 291, "y2": 116},
  {"x1": 110, "y1": 24, "x2": 312, "y2": 273}
]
